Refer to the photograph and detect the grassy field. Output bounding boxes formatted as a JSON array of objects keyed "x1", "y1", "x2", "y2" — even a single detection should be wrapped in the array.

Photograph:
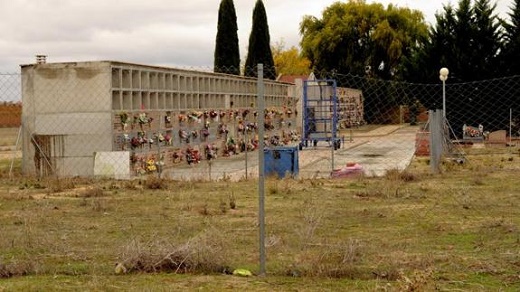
[
  {"x1": 0, "y1": 127, "x2": 19, "y2": 147},
  {"x1": 0, "y1": 148, "x2": 519, "y2": 291}
]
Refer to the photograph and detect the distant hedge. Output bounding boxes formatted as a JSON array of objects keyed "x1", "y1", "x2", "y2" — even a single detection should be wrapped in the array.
[{"x1": 0, "y1": 103, "x2": 21, "y2": 127}]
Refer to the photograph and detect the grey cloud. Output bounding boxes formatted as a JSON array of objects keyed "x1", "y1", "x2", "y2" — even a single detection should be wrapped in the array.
[
  {"x1": 0, "y1": 0, "x2": 514, "y2": 74},
  {"x1": 2, "y1": 0, "x2": 217, "y2": 43}
]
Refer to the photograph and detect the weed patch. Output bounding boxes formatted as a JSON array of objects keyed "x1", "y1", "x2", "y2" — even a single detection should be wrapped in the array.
[
  {"x1": 144, "y1": 176, "x2": 168, "y2": 190},
  {"x1": 118, "y1": 228, "x2": 231, "y2": 274}
]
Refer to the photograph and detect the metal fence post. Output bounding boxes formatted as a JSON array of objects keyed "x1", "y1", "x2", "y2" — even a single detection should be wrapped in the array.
[
  {"x1": 257, "y1": 64, "x2": 266, "y2": 276},
  {"x1": 430, "y1": 109, "x2": 442, "y2": 173},
  {"x1": 245, "y1": 128, "x2": 248, "y2": 179}
]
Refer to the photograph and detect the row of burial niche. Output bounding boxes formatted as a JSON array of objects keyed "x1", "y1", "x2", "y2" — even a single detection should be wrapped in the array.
[{"x1": 114, "y1": 107, "x2": 299, "y2": 172}]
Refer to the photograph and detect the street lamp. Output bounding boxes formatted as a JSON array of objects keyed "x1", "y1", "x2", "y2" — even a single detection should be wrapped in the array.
[{"x1": 439, "y1": 67, "x2": 449, "y2": 118}]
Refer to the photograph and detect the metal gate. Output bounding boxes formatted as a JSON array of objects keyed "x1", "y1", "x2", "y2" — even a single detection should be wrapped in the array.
[{"x1": 31, "y1": 134, "x2": 64, "y2": 177}]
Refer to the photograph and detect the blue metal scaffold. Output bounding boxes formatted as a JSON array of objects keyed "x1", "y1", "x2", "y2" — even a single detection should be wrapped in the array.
[{"x1": 301, "y1": 79, "x2": 340, "y2": 150}]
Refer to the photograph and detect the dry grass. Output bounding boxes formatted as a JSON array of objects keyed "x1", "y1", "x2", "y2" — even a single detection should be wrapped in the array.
[
  {"x1": 77, "y1": 187, "x2": 105, "y2": 198},
  {"x1": 0, "y1": 259, "x2": 35, "y2": 278},
  {"x1": 0, "y1": 127, "x2": 19, "y2": 147},
  {"x1": 143, "y1": 175, "x2": 169, "y2": 190},
  {"x1": 117, "y1": 228, "x2": 231, "y2": 275},
  {"x1": 0, "y1": 152, "x2": 519, "y2": 290}
]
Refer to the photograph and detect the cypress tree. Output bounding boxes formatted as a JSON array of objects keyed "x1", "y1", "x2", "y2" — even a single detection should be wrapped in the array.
[
  {"x1": 452, "y1": 0, "x2": 475, "y2": 81},
  {"x1": 472, "y1": 0, "x2": 502, "y2": 79},
  {"x1": 214, "y1": 0, "x2": 240, "y2": 75},
  {"x1": 244, "y1": 0, "x2": 277, "y2": 79},
  {"x1": 501, "y1": 0, "x2": 520, "y2": 76}
]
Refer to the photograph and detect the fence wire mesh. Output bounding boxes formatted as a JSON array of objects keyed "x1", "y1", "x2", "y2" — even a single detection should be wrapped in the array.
[
  {"x1": 1, "y1": 65, "x2": 520, "y2": 288},
  {"x1": 0, "y1": 73, "x2": 22, "y2": 128},
  {"x1": 0, "y1": 65, "x2": 519, "y2": 180}
]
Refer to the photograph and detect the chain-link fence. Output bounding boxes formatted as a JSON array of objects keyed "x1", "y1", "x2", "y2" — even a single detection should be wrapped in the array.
[
  {"x1": 0, "y1": 73, "x2": 22, "y2": 128},
  {"x1": 1, "y1": 63, "x2": 519, "y2": 180},
  {"x1": 325, "y1": 71, "x2": 520, "y2": 139},
  {"x1": 1, "y1": 65, "x2": 519, "y2": 290}
]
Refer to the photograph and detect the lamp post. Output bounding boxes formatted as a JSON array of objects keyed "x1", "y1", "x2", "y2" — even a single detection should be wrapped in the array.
[
  {"x1": 438, "y1": 67, "x2": 449, "y2": 161},
  {"x1": 439, "y1": 67, "x2": 449, "y2": 118}
]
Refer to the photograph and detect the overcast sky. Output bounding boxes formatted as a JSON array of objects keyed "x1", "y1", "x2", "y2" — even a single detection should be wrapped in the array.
[{"x1": 0, "y1": 0, "x2": 513, "y2": 73}]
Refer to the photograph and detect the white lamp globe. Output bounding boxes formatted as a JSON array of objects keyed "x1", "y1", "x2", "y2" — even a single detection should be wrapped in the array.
[{"x1": 439, "y1": 67, "x2": 449, "y2": 78}]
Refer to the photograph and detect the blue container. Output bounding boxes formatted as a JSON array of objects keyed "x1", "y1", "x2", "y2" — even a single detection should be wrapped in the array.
[{"x1": 264, "y1": 146, "x2": 299, "y2": 178}]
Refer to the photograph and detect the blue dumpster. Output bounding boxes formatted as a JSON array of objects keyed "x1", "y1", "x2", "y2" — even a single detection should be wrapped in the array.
[{"x1": 264, "y1": 146, "x2": 299, "y2": 178}]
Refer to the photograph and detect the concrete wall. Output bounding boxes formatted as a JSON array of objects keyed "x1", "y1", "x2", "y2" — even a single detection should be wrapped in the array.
[
  {"x1": 21, "y1": 61, "x2": 297, "y2": 178},
  {"x1": 21, "y1": 62, "x2": 112, "y2": 177},
  {"x1": 337, "y1": 87, "x2": 364, "y2": 128}
]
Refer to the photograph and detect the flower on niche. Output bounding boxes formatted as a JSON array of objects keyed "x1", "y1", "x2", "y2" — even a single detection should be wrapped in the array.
[
  {"x1": 119, "y1": 112, "x2": 129, "y2": 130},
  {"x1": 146, "y1": 158, "x2": 157, "y2": 172},
  {"x1": 188, "y1": 112, "x2": 200, "y2": 123},
  {"x1": 238, "y1": 121, "x2": 245, "y2": 133},
  {"x1": 138, "y1": 113, "x2": 148, "y2": 125},
  {"x1": 178, "y1": 114, "x2": 187, "y2": 123},
  {"x1": 179, "y1": 129, "x2": 188, "y2": 139},
  {"x1": 130, "y1": 137, "x2": 140, "y2": 149},
  {"x1": 157, "y1": 133, "x2": 165, "y2": 142},
  {"x1": 218, "y1": 123, "x2": 228, "y2": 135},
  {"x1": 201, "y1": 128, "x2": 210, "y2": 137},
  {"x1": 164, "y1": 133, "x2": 172, "y2": 145},
  {"x1": 130, "y1": 153, "x2": 138, "y2": 164}
]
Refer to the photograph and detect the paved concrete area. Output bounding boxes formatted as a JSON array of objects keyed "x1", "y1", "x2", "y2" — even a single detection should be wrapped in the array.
[
  {"x1": 162, "y1": 125, "x2": 419, "y2": 181},
  {"x1": 321, "y1": 125, "x2": 418, "y2": 177},
  {"x1": 298, "y1": 125, "x2": 418, "y2": 178}
]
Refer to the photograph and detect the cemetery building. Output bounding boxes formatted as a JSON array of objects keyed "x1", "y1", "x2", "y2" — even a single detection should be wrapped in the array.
[
  {"x1": 21, "y1": 60, "x2": 298, "y2": 178},
  {"x1": 21, "y1": 60, "x2": 365, "y2": 178}
]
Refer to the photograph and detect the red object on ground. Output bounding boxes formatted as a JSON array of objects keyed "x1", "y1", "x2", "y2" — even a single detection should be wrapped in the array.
[
  {"x1": 331, "y1": 163, "x2": 363, "y2": 178},
  {"x1": 415, "y1": 131, "x2": 430, "y2": 156}
]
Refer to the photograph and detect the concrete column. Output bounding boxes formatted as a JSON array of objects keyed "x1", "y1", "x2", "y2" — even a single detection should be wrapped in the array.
[{"x1": 429, "y1": 109, "x2": 443, "y2": 173}]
